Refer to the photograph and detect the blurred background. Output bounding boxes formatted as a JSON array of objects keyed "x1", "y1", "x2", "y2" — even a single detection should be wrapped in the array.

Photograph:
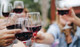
[
  {"x1": 0, "y1": 0, "x2": 51, "y2": 31},
  {"x1": 0, "y1": 0, "x2": 80, "y2": 31}
]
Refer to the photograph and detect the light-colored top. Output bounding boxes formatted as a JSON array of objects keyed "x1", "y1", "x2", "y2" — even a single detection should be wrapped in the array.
[{"x1": 47, "y1": 23, "x2": 80, "y2": 47}]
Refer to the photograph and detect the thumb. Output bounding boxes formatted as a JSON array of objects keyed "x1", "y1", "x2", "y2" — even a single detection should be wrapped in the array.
[
  {"x1": 6, "y1": 29, "x2": 21, "y2": 34},
  {"x1": 70, "y1": 8, "x2": 76, "y2": 16},
  {"x1": 35, "y1": 31, "x2": 45, "y2": 39}
]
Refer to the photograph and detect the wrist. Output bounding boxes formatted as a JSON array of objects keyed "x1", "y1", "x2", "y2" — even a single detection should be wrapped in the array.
[
  {"x1": 44, "y1": 33, "x2": 54, "y2": 44},
  {"x1": 71, "y1": 18, "x2": 75, "y2": 23}
]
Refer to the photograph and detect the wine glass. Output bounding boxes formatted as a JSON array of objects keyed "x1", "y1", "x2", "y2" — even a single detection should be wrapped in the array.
[
  {"x1": 55, "y1": 0, "x2": 70, "y2": 15},
  {"x1": 25, "y1": 12, "x2": 42, "y2": 47},
  {"x1": 2, "y1": 3, "x2": 12, "y2": 17},
  {"x1": 2, "y1": 3, "x2": 13, "y2": 22},
  {"x1": 6, "y1": 12, "x2": 27, "y2": 47},
  {"x1": 14, "y1": 15, "x2": 33, "y2": 47},
  {"x1": 55, "y1": 0, "x2": 70, "y2": 28},
  {"x1": 6, "y1": 13, "x2": 19, "y2": 47},
  {"x1": 13, "y1": 1, "x2": 24, "y2": 14}
]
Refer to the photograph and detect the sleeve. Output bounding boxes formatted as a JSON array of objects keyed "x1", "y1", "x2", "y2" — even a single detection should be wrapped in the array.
[
  {"x1": 47, "y1": 24, "x2": 60, "y2": 40},
  {"x1": 75, "y1": 26, "x2": 80, "y2": 38}
]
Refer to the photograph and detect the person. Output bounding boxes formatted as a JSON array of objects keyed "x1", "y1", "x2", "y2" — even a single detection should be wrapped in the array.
[
  {"x1": 62, "y1": 8, "x2": 80, "y2": 26},
  {"x1": 0, "y1": 29, "x2": 21, "y2": 47},
  {"x1": 32, "y1": 9, "x2": 80, "y2": 47}
]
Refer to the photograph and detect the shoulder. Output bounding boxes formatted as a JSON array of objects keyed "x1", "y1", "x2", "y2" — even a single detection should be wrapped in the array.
[
  {"x1": 47, "y1": 23, "x2": 60, "y2": 36},
  {"x1": 48, "y1": 23, "x2": 60, "y2": 31},
  {"x1": 75, "y1": 26, "x2": 80, "y2": 37}
]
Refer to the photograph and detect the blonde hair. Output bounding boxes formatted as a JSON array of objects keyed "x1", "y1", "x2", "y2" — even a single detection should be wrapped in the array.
[
  {"x1": 24, "y1": 8, "x2": 28, "y2": 13},
  {"x1": 55, "y1": 12, "x2": 63, "y2": 33}
]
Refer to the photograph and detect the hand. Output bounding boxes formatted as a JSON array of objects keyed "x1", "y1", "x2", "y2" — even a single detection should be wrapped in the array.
[
  {"x1": 12, "y1": 41, "x2": 26, "y2": 47},
  {"x1": 0, "y1": 29, "x2": 21, "y2": 46},
  {"x1": 32, "y1": 32, "x2": 54, "y2": 44},
  {"x1": 0, "y1": 15, "x2": 18, "y2": 30},
  {"x1": 62, "y1": 8, "x2": 76, "y2": 22},
  {"x1": 0, "y1": 19, "x2": 8, "y2": 30}
]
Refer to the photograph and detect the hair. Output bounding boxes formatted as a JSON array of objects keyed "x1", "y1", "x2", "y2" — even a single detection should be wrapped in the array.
[{"x1": 23, "y1": 8, "x2": 28, "y2": 13}]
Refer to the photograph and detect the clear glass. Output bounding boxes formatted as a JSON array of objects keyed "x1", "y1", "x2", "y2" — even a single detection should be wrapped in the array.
[
  {"x1": 2, "y1": 3, "x2": 12, "y2": 17},
  {"x1": 26, "y1": 12, "x2": 42, "y2": 33},
  {"x1": 13, "y1": 1, "x2": 24, "y2": 14},
  {"x1": 6, "y1": 13, "x2": 25, "y2": 47},
  {"x1": 2, "y1": 3, "x2": 13, "y2": 23},
  {"x1": 14, "y1": 14, "x2": 33, "y2": 47},
  {"x1": 6, "y1": 13, "x2": 18, "y2": 47},
  {"x1": 55, "y1": 0, "x2": 70, "y2": 15},
  {"x1": 14, "y1": 1, "x2": 24, "y2": 9},
  {"x1": 25, "y1": 12, "x2": 42, "y2": 47},
  {"x1": 55, "y1": 0, "x2": 70, "y2": 28}
]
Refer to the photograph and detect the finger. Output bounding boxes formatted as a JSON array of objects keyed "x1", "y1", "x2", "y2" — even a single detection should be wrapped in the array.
[
  {"x1": 3, "y1": 39, "x2": 14, "y2": 46},
  {"x1": 71, "y1": 9, "x2": 76, "y2": 16},
  {"x1": 4, "y1": 41, "x2": 13, "y2": 46},
  {"x1": 35, "y1": 32, "x2": 45, "y2": 39},
  {"x1": 0, "y1": 26, "x2": 6, "y2": 30},
  {"x1": 69, "y1": 8, "x2": 72, "y2": 15},
  {"x1": 35, "y1": 39, "x2": 43, "y2": 43},
  {"x1": 69, "y1": 8, "x2": 76, "y2": 17},
  {"x1": 6, "y1": 29, "x2": 21, "y2": 34},
  {"x1": 6, "y1": 36, "x2": 16, "y2": 39},
  {"x1": 3, "y1": 34, "x2": 15, "y2": 39},
  {"x1": 33, "y1": 32, "x2": 37, "y2": 37},
  {"x1": 5, "y1": 39, "x2": 14, "y2": 43},
  {"x1": 34, "y1": 33, "x2": 41, "y2": 39}
]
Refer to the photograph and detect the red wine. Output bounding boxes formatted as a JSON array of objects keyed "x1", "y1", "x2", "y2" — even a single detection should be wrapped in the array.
[
  {"x1": 15, "y1": 32, "x2": 33, "y2": 41},
  {"x1": 13, "y1": 8, "x2": 23, "y2": 13},
  {"x1": 26, "y1": 26, "x2": 42, "y2": 32},
  {"x1": 7, "y1": 24, "x2": 22, "y2": 29},
  {"x1": 58, "y1": 10, "x2": 69, "y2": 15},
  {"x1": 2, "y1": 12, "x2": 9, "y2": 17}
]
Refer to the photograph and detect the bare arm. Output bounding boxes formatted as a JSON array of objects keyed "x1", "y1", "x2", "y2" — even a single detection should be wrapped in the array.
[
  {"x1": 62, "y1": 8, "x2": 80, "y2": 26},
  {"x1": 72, "y1": 15, "x2": 80, "y2": 26},
  {"x1": 33, "y1": 32, "x2": 54, "y2": 44}
]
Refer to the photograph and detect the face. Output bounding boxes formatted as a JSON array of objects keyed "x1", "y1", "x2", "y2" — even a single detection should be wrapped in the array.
[{"x1": 59, "y1": 16, "x2": 72, "y2": 25}]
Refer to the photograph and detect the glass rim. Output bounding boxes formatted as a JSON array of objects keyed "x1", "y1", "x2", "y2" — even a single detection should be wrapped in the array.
[
  {"x1": 14, "y1": 1, "x2": 24, "y2": 3},
  {"x1": 27, "y1": 12, "x2": 40, "y2": 14},
  {"x1": 14, "y1": 1, "x2": 24, "y2": 8}
]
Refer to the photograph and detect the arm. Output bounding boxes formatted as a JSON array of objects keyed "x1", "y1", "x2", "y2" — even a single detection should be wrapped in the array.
[
  {"x1": 34, "y1": 32, "x2": 54, "y2": 44},
  {"x1": 72, "y1": 16, "x2": 80, "y2": 26},
  {"x1": 33, "y1": 24, "x2": 59, "y2": 44},
  {"x1": 62, "y1": 8, "x2": 80, "y2": 26}
]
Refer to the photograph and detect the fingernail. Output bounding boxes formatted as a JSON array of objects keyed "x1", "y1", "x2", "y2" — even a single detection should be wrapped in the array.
[{"x1": 33, "y1": 32, "x2": 37, "y2": 36}]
